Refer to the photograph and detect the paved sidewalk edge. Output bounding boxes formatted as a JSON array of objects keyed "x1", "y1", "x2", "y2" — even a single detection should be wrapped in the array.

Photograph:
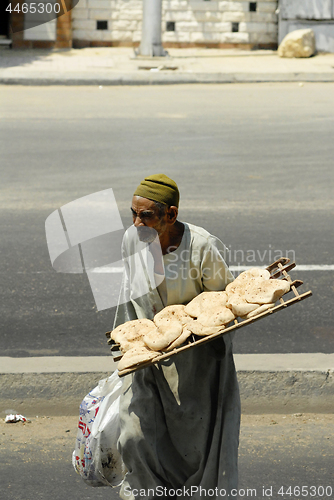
[
  {"x1": 1, "y1": 354, "x2": 333, "y2": 374},
  {"x1": 1, "y1": 72, "x2": 334, "y2": 85},
  {"x1": 0, "y1": 355, "x2": 333, "y2": 416}
]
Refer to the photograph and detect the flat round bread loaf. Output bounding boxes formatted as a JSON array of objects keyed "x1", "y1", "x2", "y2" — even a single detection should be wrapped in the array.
[
  {"x1": 244, "y1": 279, "x2": 290, "y2": 305},
  {"x1": 164, "y1": 328, "x2": 192, "y2": 351},
  {"x1": 111, "y1": 318, "x2": 156, "y2": 344},
  {"x1": 244, "y1": 302, "x2": 275, "y2": 319},
  {"x1": 228, "y1": 296, "x2": 259, "y2": 317},
  {"x1": 197, "y1": 306, "x2": 235, "y2": 328},
  {"x1": 226, "y1": 269, "x2": 270, "y2": 296},
  {"x1": 184, "y1": 291, "x2": 228, "y2": 318},
  {"x1": 111, "y1": 318, "x2": 157, "y2": 352},
  {"x1": 118, "y1": 346, "x2": 159, "y2": 371},
  {"x1": 184, "y1": 292, "x2": 213, "y2": 318},
  {"x1": 227, "y1": 276, "x2": 265, "y2": 295},
  {"x1": 226, "y1": 282, "x2": 245, "y2": 296},
  {"x1": 233, "y1": 268, "x2": 270, "y2": 285},
  {"x1": 118, "y1": 338, "x2": 146, "y2": 354},
  {"x1": 247, "y1": 268, "x2": 271, "y2": 280},
  {"x1": 187, "y1": 321, "x2": 224, "y2": 336},
  {"x1": 154, "y1": 304, "x2": 193, "y2": 326},
  {"x1": 145, "y1": 317, "x2": 183, "y2": 351}
]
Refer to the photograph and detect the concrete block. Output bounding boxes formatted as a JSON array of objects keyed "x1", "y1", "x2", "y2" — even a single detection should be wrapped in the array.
[
  {"x1": 226, "y1": 11, "x2": 276, "y2": 22},
  {"x1": 109, "y1": 30, "x2": 134, "y2": 41},
  {"x1": 190, "y1": 31, "x2": 222, "y2": 42},
  {"x1": 72, "y1": 19, "x2": 96, "y2": 30},
  {"x1": 100, "y1": 30, "x2": 113, "y2": 41},
  {"x1": 189, "y1": 1, "x2": 219, "y2": 11},
  {"x1": 72, "y1": 9, "x2": 89, "y2": 20},
  {"x1": 163, "y1": 0, "x2": 189, "y2": 10},
  {"x1": 193, "y1": 11, "x2": 222, "y2": 22},
  {"x1": 189, "y1": 31, "x2": 206, "y2": 42},
  {"x1": 239, "y1": 21, "x2": 268, "y2": 33},
  {"x1": 113, "y1": 10, "x2": 143, "y2": 21},
  {"x1": 162, "y1": 31, "x2": 177, "y2": 41},
  {"x1": 117, "y1": 0, "x2": 143, "y2": 10},
  {"x1": 220, "y1": 31, "x2": 250, "y2": 43},
  {"x1": 163, "y1": 31, "x2": 191, "y2": 42},
  {"x1": 249, "y1": 32, "x2": 277, "y2": 44},
  {"x1": 219, "y1": 1, "x2": 249, "y2": 12},
  {"x1": 111, "y1": 20, "x2": 138, "y2": 30},
  {"x1": 175, "y1": 21, "x2": 203, "y2": 32},
  {"x1": 222, "y1": 11, "x2": 246, "y2": 22},
  {"x1": 177, "y1": 31, "x2": 192, "y2": 42},
  {"x1": 110, "y1": 11, "x2": 120, "y2": 20},
  {"x1": 257, "y1": 2, "x2": 278, "y2": 13},
  {"x1": 88, "y1": 9, "x2": 113, "y2": 20},
  {"x1": 72, "y1": 29, "x2": 103, "y2": 41},
  {"x1": 87, "y1": 0, "x2": 116, "y2": 8},
  {"x1": 164, "y1": 10, "x2": 195, "y2": 22},
  {"x1": 247, "y1": 12, "x2": 277, "y2": 23},
  {"x1": 202, "y1": 32, "x2": 223, "y2": 42},
  {"x1": 132, "y1": 30, "x2": 142, "y2": 42},
  {"x1": 203, "y1": 21, "x2": 231, "y2": 32}
]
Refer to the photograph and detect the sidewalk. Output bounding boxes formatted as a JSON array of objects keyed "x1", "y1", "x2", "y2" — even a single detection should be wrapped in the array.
[
  {"x1": 1, "y1": 47, "x2": 334, "y2": 85},
  {"x1": 1, "y1": 354, "x2": 333, "y2": 416}
]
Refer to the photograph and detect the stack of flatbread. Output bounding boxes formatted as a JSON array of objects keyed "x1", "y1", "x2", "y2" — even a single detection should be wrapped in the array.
[
  {"x1": 225, "y1": 268, "x2": 290, "y2": 319},
  {"x1": 111, "y1": 319, "x2": 160, "y2": 371},
  {"x1": 112, "y1": 306, "x2": 195, "y2": 371},
  {"x1": 112, "y1": 268, "x2": 290, "y2": 371},
  {"x1": 184, "y1": 291, "x2": 235, "y2": 335}
]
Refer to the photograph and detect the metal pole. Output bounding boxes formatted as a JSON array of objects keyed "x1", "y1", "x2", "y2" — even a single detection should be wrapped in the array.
[{"x1": 138, "y1": 0, "x2": 167, "y2": 57}]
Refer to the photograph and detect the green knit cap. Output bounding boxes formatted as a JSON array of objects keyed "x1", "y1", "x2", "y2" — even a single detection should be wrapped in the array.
[{"x1": 133, "y1": 174, "x2": 180, "y2": 208}]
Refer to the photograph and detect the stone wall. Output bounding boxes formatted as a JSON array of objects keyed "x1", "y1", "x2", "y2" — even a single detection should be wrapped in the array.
[{"x1": 72, "y1": 0, "x2": 278, "y2": 49}]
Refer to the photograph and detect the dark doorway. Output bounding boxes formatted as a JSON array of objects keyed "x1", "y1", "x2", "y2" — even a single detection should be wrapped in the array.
[{"x1": 0, "y1": 3, "x2": 10, "y2": 38}]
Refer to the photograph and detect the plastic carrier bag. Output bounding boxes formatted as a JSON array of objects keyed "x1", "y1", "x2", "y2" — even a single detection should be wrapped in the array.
[{"x1": 72, "y1": 370, "x2": 125, "y2": 487}]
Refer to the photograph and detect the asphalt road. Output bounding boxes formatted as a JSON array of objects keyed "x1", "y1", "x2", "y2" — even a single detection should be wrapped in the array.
[
  {"x1": 0, "y1": 83, "x2": 333, "y2": 356},
  {"x1": 1, "y1": 414, "x2": 333, "y2": 500}
]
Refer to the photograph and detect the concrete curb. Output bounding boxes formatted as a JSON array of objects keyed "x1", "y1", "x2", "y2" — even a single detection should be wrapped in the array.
[
  {"x1": 1, "y1": 72, "x2": 334, "y2": 85},
  {"x1": 1, "y1": 355, "x2": 333, "y2": 416}
]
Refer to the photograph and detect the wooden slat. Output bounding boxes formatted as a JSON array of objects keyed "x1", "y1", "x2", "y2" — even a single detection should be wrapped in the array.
[
  {"x1": 266, "y1": 257, "x2": 290, "y2": 273},
  {"x1": 270, "y1": 262, "x2": 296, "y2": 279},
  {"x1": 278, "y1": 262, "x2": 300, "y2": 298},
  {"x1": 118, "y1": 290, "x2": 313, "y2": 377},
  {"x1": 290, "y1": 279, "x2": 303, "y2": 289},
  {"x1": 110, "y1": 344, "x2": 121, "y2": 352}
]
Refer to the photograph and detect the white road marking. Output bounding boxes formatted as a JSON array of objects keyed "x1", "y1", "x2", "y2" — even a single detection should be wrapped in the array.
[
  {"x1": 12, "y1": 265, "x2": 334, "y2": 274},
  {"x1": 229, "y1": 265, "x2": 334, "y2": 272},
  {"x1": 92, "y1": 265, "x2": 334, "y2": 273},
  {"x1": 89, "y1": 267, "x2": 123, "y2": 273}
]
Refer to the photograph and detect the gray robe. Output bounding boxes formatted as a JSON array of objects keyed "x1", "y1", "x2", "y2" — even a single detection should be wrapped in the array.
[{"x1": 114, "y1": 223, "x2": 241, "y2": 500}]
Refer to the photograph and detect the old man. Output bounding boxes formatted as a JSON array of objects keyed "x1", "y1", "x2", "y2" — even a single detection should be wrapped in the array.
[{"x1": 114, "y1": 174, "x2": 240, "y2": 500}]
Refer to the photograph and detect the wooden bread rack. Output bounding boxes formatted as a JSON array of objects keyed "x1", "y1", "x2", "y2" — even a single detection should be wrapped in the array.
[{"x1": 105, "y1": 258, "x2": 312, "y2": 377}]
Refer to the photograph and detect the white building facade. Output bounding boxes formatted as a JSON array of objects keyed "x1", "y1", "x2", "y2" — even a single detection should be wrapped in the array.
[{"x1": 72, "y1": 0, "x2": 278, "y2": 49}]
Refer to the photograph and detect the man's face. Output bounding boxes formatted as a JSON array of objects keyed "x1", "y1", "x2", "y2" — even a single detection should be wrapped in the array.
[{"x1": 131, "y1": 196, "x2": 167, "y2": 243}]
